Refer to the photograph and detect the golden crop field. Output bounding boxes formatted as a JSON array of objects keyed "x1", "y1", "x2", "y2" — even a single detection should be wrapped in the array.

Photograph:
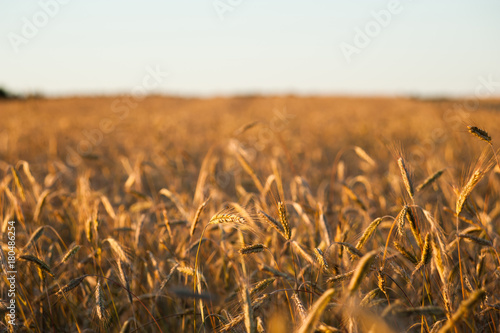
[{"x1": 1, "y1": 96, "x2": 500, "y2": 332}]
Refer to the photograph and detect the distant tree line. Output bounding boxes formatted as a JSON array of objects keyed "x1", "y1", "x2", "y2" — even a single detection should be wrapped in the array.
[
  {"x1": 0, "y1": 87, "x2": 20, "y2": 100},
  {"x1": 0, "y1": 87, "x2": 43, "y2": 100}
]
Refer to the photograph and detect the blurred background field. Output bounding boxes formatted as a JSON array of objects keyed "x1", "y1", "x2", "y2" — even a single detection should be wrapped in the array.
[
  {"x1": 1, "y1": 95, "x2": 500, "y2": 332},
  {"x1": 2, "y1": 95, "x2": 500, "y2": 185}
]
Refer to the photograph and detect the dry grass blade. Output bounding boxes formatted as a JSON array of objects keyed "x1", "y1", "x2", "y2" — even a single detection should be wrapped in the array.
[
  {"x1": 100, "y1": 195, "x2": 116, "y2": 220},
  {"x1": 18, "y1": 160, "x2": 41, "y2": 198},
  {"x1": 4, "y1": 186, "x2": 25, "y2": 227},
  {"x1": 10, "y1": 165, "x2": 26, "y2": 202},
  {"x1": 241, "y1": 286, "x2": 255, "y2": 333},
  {"x1": 119, "y1": 318, "x2": 135, "y2": 333},
  {"x1": 292, "y1": 241, "x2": 315, "y2": 265},
  {"x1": 235, "y1": 149, "x2": 264, "y2": 193},
  {"x1": 348, "y1": 250, "x2": 377, "y2": 296},
  {"x1": 297, "y1": 288, "x2": 335, "y2": 333},
  {"x1": 356, "y1": 217, "x2": 382, "y2": 250},
  {"x1": 438, "y1": 289, "x2": 486, "y2": 333},
  {"x1": 431, "y1": 237, "x2": 446, "y2": 284},
  {"x1": 0, "y1": 247, "x2": 8, "y2": 273},
  {"x1": 416, "y1": 169, "x2": 445, "y2": 192},
  {"x1": 395, "y1": 305, "x2": 445, "y2": 316},
  {"x1": 342, "y1": 184, "x2": 366, "y2": 210},
  {"x1": 159, "y1": 188, "x2": 189, "y2": 220},
  {"x1": 354, "y1": 146, "x2": 376, "y2": 168},
  {"x1": 190, "y1": 197, "x2": 209, "y2": 237},
  {"x1": 33, "y1": 189, "x2": 50, "y2": 222},
  {"x1": 456, "y1": 170, "x2": 484, "y2": 215},
  {"x1": 134, "y1": 215, "x2": 145, "y2": 249},
  {"x1": 318, "y1": 203, "x2": 331, "y2": 246},
  {"x1": 397, "y1": 157, "x2": 414, "y2": 199}
]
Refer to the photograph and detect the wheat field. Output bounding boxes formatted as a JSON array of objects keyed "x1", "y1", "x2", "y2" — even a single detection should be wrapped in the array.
[{"x1": 1, "y1": 96, "x2": 500, "y2": 332}]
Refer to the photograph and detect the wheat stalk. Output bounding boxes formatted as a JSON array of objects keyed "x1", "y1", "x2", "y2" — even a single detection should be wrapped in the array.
[
  {"x1": 19, "y1": 255, "x2": 53, "y2": 276},
  {"x1": 398, "y1": 157, "x2": 414, "y2": 199},
  {"x1": 209, "y1": 212, "x2": 245, "y2": 225},
  {"x1": 412, "y1": 233, "x2": 432, "y2": 276},
  {"x1": 10, "y1": 165, "x2": 26, "y2": 202},
  {"x1": 327, "y1": 270, "x2": 355, "y2": 284},
  {"x1": 250, "y1": 278, "x2": 275, "y2": 298},
  {"x1": 104, "y1": 237, "x2": 130, "y2": 265},
  {"x1": 94, "y1": 281, "x2": 110, "y2": 326},
  {"x1": 353, "y1": 146, "x2": 376, "y2": 167},
  {"x1": 457, "y1": 233, "x2": 492, "y2": 247},
  {"x1": 22, "y1": 226, "x2": 45, "y2": 253},
  {"x1": 297, "y1": 289, "x2": 335, "y2": 333},
  {"x1": 416, "y1": 169, "x2": 445, "y2": 192},
  {"x1": 456, "y1": 169, "x2": 484, "y2": 215},
  {"x1": 348, "y1": 251, "x2": 377, "y2": 296},
  {"x1": 190, "y1": 197, "x2": 209, "y2": 237},
  {"x1": 56, "y1": 275, "x2": 88, "y2": 297},
  {"x1": 259, "y1": 210, "x2": 287, "y2": 240},
  {"x1": 314, "y1": 248, "x2": 328, "y2": 270},
  {"x1": 278, "y1": 201, "x2": 291, "y2": 240},
  {"x1": 438, "y1": 289, "x2": 486, "y2": 333},
  {"x1": 239, "y1": 244, "x2": 266, "y2": 255},
  {"x1": 356, "y1": 217, "x2": 382, "y2": 250},
  {"x1": 56, "y1": 244, "x2": 81, "y2": 268},
  {"x1": 241, "y1": 285, "x2": 255, "y2": 333},
  {"x1": 406, "y1": 206, "x2": 422, "y2": 248},
  {"x1": 393, "y1": 241, "x2": 419, "y2": 265},
  {"x1": 467, "y1": 126, "x2": 491, "y2": 143}
]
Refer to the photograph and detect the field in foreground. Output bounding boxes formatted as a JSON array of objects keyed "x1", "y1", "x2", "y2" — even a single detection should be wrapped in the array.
[{"x1": 1, "y1": 96, "x2": 500, "y2": 332}]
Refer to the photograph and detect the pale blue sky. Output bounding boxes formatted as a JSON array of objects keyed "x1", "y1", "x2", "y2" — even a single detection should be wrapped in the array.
[{"x1": 1, "y1": 0, "x2": 499, "y2": 97}]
